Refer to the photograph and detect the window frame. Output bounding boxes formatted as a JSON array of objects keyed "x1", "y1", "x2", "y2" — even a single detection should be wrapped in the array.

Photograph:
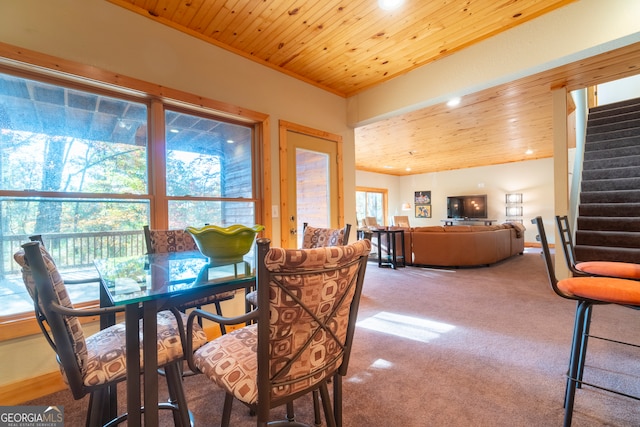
[{"x1": 0, "y1": 48, "x2": 271, "y2": 340}]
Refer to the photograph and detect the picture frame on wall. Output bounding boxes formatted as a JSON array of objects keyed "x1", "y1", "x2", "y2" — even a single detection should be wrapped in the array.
[
  {"x1": 414, "y1": 191, "x2": 431, "y2": 205},
  {"x1": 415, "y1": 205, "x2": 431, "y2": 218},
  {"x1": 415, "y1": 190, "x2": 432, "y2": 218}
]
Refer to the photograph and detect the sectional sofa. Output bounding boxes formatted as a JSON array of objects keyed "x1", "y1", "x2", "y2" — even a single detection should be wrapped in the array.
[{"x1": 385, "y1": 222, "x2": 525, "y2": 267}]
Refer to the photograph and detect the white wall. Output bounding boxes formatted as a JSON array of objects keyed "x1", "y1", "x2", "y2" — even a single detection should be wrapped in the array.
[
  {"x1": 597, "y1": 74, "x2": 640, "y2": 105},
  {"x1": 357, "y1": 158, "x2": 554, "y2": 244}
]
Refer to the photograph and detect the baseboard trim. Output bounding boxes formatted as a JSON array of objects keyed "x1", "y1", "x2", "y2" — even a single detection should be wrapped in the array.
[{"x1": 1, "y1": 371, "x2": 66, "y2": 405}]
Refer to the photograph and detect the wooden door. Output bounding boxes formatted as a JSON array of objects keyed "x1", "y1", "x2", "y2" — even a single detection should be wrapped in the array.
[{"x1": 279, "y1": 121, "x2": 343, "y2": 248}]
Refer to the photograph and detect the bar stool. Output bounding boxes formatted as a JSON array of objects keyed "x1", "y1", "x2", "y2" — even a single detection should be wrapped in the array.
[
  {"x1": 556, "y1": 215, "x2": 640, "y2": 280},
  {"x1": 532, "y1": 216, "x2": 640, "y2": 426},
  {"x1": 555, "y1": 215, "x2": 640, "y2": 388}
]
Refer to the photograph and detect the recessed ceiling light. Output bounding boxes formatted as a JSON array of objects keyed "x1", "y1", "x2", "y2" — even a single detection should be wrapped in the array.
[
  {"x1": 525, "y1": 149, "x2": 533, "y2": 155},
  {"x1": 226, "y1": 139, "x2": 234, "y2": 144},
  {"x1": 446, "y1": 97, "x2": 461, "y2": 107},
  {"x1": 405, "y1": 167, "x2": 411, "y2": 171},
  {"x1": 169, "y1": 129, "x2": 179, "y2": 133},
  {"x1": 378, "y1": 0, "x2": 404, "y2": 11}
]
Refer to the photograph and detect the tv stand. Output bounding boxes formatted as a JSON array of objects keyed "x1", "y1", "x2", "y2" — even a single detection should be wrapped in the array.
[{"x1": 442, "y1": 218, "x2": 497, "y2": 226}]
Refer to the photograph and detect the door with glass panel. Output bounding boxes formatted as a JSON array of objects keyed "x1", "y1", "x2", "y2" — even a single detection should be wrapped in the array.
[{"x1": 281, "y1": 123, "x2": 342, "y2": 248}]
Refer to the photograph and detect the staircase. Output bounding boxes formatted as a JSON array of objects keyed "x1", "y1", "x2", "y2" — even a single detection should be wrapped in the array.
[{"x1": 575, "y1": 97, "x2": 640, "y2": 263}]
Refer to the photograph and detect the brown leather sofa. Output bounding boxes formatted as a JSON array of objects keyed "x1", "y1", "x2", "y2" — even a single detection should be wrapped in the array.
[{"x1": 405, "y1": 223, "x2": 525, "y2": 267}]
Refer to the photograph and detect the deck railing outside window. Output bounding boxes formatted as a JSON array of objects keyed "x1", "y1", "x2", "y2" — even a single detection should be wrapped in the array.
[{"x1": 1, "y1": 230, "x2": 145, "y2": 317}]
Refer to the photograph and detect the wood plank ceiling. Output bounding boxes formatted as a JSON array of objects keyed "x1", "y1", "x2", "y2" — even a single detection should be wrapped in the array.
[{"x1": 107, "y1": 0, "x2": 640, "y2": 176}]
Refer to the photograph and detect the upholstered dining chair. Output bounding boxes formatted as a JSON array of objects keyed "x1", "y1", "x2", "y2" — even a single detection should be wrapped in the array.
[
  {"x1": 300, "y1": 222, "x2": 351, "y2": 248},
  {"x1": 243, "y1": 222, "x2": 353, "y2": 424},
  {"x1": 392, "y1": 215, "x2": 410, "y2": 228},
  {"x1": 14, "y1": 241, "x2": 208, "y2": 427},
  {"x1": 363, "y1": 216, "x2": 381, "y2": 229},
  {"x1": 144, "y1": 225, "x2": 237, "y2": 335},
  {"x1": 532, "y1": 217, "x2": 640, "y2": 426},
  {"x1": 185, "y1": 238, "x2": 371, "y2": 427},
  {"x1": 555, "y1": 215, "x2": 640, "y2": 280}
]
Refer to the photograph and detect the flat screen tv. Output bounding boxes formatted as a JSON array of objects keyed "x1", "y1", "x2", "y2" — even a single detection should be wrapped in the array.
[{"x1": 447, "y1": 194, "x2": 488, "y2": 219}]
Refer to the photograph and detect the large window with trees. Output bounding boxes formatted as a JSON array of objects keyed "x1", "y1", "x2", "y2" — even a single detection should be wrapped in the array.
[
  {"x1": 356, "y1": 187, "x2": 387, "y2": 227},
  {"x1": 164, "y1": 108, "x2": 255, "y2": 228},
  {"x1": 0, "y1": 70, "x2": 259, "y2": 320}
]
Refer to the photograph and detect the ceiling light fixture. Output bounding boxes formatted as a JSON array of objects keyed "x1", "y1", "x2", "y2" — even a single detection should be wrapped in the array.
[
  {"x1": 378, "y1": 0, "x2": 404, "y2": 11},
  {"x1": 446, "y1": 97, "x2": 461, "y2": 107}
]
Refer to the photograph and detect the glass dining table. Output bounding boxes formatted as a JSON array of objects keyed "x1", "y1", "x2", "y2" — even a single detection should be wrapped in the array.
[{"x1": 94, "y1": 250, "x2": 256, "y2": 427}]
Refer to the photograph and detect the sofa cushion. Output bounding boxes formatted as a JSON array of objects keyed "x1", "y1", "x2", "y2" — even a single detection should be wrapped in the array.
[
  {"x1": 443, "y1": 226, "x2": 472, "y2": 232},
  {"x1": 413, "y1": 226, "x2": 445, "y2": 232}
]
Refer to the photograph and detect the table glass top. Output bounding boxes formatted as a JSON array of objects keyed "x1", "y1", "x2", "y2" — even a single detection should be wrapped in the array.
[{"x1": 94, "y1": 251, "x2": 255, "y2": 305}]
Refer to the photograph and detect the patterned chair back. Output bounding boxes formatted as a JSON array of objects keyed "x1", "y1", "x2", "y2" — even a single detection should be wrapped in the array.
[
  {"x1": 301, "y1": 223, "x2": 351, "y2": 248},
  {"x1": 14, "y1": 242, "x2": 89, "y2": 399},
  {"x1": 144, "y1": 225, "x2": 198, "y2": 254},
  {"x1": 254, "y1": 238, "x2": 370, "y2": 419}
]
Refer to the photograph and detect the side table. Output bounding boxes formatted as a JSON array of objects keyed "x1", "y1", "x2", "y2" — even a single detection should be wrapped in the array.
[{"x1": 371, "y1": 228, "x2": 405, "y2": 269}]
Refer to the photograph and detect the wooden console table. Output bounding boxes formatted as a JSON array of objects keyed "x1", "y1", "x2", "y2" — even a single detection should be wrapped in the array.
[
  {"x1": 442, "y1": 219, "x2": 497, "y2": 226},
  {"x1": 370, "y1": 228, "x2": 405, "y2": 269}
]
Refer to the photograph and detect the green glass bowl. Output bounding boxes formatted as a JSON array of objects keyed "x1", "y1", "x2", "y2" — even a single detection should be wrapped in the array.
[{"x1": 185, "y1": 224, "x2": 265, "y2": 264}]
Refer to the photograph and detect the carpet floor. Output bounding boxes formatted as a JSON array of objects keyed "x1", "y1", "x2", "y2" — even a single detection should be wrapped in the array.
[{"x1": 26, "y1": 249, "x2": 640, "y2": 426}]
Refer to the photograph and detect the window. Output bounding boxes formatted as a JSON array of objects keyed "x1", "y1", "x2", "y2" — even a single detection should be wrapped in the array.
[
  {"x1": 356, "y1": 187, "x2": 388, "y2": 227},
  {"x1": 0, "y1": 70, "x2": 260, "y2": 320},
  {"x1": 164, "y1": 108, "x2": 256, "y2": 228}
]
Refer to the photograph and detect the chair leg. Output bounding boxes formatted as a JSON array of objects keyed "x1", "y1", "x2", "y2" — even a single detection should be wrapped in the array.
[
  {"x1": 312, "y1": 390, "x2": 322, "y2": 427},
  {"x1": 333, "y1": 374, "x2": 343, "y2": 427},
  {"x1": 221, "y1": 393, "x2": 234, "y2": 427},
  {"x1": 564, "y1": 300, "x2": 591, "y2": 427},
  {"x1": 564, "y1": 301, "x2": 583, "y2": 407},
  {"x1": 319, "y1": 382, "x2": 337, "y2": 427},
  {"x1": 106, "y1": 384, "x2": 118, "y2": 423},
  {"x1": 286, "y1": 402, "x2": 295, "y2": 422},
  {"x1": 88, "y1": 387, "x2": 122, "y2": 427},
  {"x1": 164, "y1": 362, "x2": 191, "y2": 427},
  {"x1": 86, "y1": 390, "x2": 101, "y2": 427},
  {"x1": 576, "y1": 304, "x2": 593, "y2": 389}
]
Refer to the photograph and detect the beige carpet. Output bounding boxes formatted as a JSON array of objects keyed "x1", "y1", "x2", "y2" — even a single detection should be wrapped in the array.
[{"x1": 26, "y1": 249, "x2": 640, "y2": 426}]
